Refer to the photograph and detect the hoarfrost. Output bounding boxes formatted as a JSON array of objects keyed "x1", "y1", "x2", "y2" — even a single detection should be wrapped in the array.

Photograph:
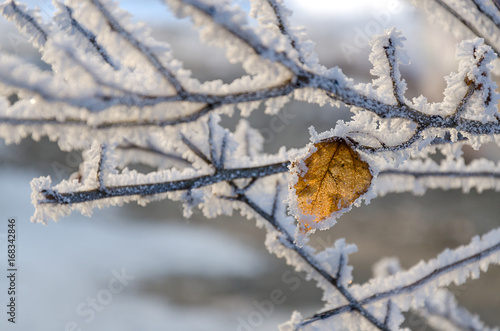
[{"x1": 2, "y1": 0, "x2": 500, "y2": 330}]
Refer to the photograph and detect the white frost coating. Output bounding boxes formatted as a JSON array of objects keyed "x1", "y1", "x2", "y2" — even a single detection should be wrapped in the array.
[
  {"x1": 411, "y1": 0, "x2": 500, "y2": 74},
  {"x1": 410, "y1": 0, "x2": 475, "y2": 39},
  {"x1": 441, "y1": 38, "x2": 499, "y2": 121},
  {"x1": 65, "y1": 0, "x2": 189, "y2": 89},
  {"x1": 293, "y1": 88, "x2": 332, "y2": 107},
  {"x1": 28, "y1": 113, "x2": 289, "y2": 224},
  {"x1": 52, "y1": 1, "x2": 118, "y2": 70},
  {"x1": 278, "y1": 311, "x2": 302, "y2": 331},
  {"x1": 417, "y1": 288, "x2": 498, "y2": 331},
  {"x1": 0, "y1": 0, "x2": 49, "y2": 50},
  {"x1": 373, "y1": 257, "x2": 402, "y2": 278},
  {"x1": 376, "y1": 157, "x2": 500, "y2": 196},
  {"x1": 237, "y1": 100, "x2": 261, "y2": 117},
  {"x1": 3, "y1": 0, "x2": 500, "y2": 329},
  {"x1": 233, "y1": 119, "x2": 264, "y2": 157},
  {"x1": 315, "y1": 239, "x2": 357, "y2": 288},
  {"x1": 264, "y1": 95, "x2": 290, "y2": 115},
  {"x1": 349, "y1": 227, "x2": 500, "y2": 318},
  {"x1": 165, "y1": 0, "x2": 295, "y2": 80},
  {"x1": 249, "y1": 0, "x2": 318, "y2": 68},
  {"x1": 369, "y1": 28, "x2": 410, "y2": 105},
  {"x1": 373, "y1": 254, "x2": 497, "y2": 331}
]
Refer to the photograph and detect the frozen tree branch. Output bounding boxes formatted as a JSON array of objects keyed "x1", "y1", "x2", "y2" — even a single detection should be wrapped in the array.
[
  {"x1": 236, "y1": 193, "x2": 390, "y2": 331},
  {"x1": 413, "y1": 0, "x2": 500, "y2": 56},
  {"x1": 0, "y1": 0, "x2": 48, "y2": 47},
  {"x1": 38, "y1": 161, "x2": 289, "y2": 205},
  {"x1": 57, "y1": 3, "x2": 118, "y2": 69},
  {"x1": 417, "y1": 288, "x2": 497, "y2": 331},
  {"x1": 470, "y1": 0, "x2": 500, "y2": 30},
  {"x1": 90, "y1": 0, "x2": 185, "y2": 94},
  {"x1": 299, "y1": 228, "x2": 500, "y2": 329},
  {"x1": 1, "y1": 0, "x2": 500, "y2": 330}
]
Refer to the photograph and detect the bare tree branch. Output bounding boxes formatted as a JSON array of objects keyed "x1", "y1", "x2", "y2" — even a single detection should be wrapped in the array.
[
  {"x1": 237, "y1": 194, "x2": 390, "y2": 331},
  {"x1": 39, "y1": 161, "x2": 289, "y2": 205},
  {"x1": 300, "y1": 239, "x2": 500, "y2": 327},
  {"x1": 90, "y1": 0, "x2": 186, "y2": 95},
  {"x1": 61, "y1": 4, "x2": 118, "y2": 69},
  {"x1": 433, "y1": 0, "x2": 500, "y2": 55}
]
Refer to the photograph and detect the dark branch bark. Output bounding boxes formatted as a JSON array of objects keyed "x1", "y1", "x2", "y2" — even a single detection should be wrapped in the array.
[
  {"x1": 238, "y1": 194, "x2": 390, "y2": 331},
  {"x1": 299, "y1": 239, "x2": 500, "y2": 327},
  {"x1": 470, "y1": 0, "x2": 500, "y2": 31},
  {"x1": 383, "y1": 37, "x2": 406, "y2": 107},
  {"x1": 90, "y1": 0, "x2": 186, "y2": 95},
  {"x1": 62, "y1": 4, "x2": 118, "y2": 69},
  {"x1": 7, "y1": 1, "x2": 48, "y2": 42},
  {"x1": 434, "y1": 0, "x2": 500, "y2": 55},
  {"x1": 39, "y1": 161, "x2": 289, "y2": 204},
  {"x1": 379, "y1": 169, "x2": 500, "y2": 178}
]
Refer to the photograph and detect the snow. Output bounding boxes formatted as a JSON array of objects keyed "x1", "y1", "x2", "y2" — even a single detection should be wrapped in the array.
[
  {"x1": 348, "y1": 227, "x2": 500, "y2": 319},
  {"x1": 376, "y1": 157, "x2": 500, "y2": 196},
  {"x1": 368, "y1": 28, "x2": 409, "y2": 105},
  {"x1": 411, "y1": 0, "x2": 500, "y2": 61},
  {"x1": 315, "y1": 239, "x2": 357, "y2": 288},
  {"x1": 0, "y1": 1, "x2": 48, "y2": 50},
  {"x1": 441, "y1": 38, "x2": 499, "y2": 122}
]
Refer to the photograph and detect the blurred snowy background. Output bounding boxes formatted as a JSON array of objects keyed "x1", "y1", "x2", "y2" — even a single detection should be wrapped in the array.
[{"x1": 0, "y1": 0, "x2": 499, "y2": 330}]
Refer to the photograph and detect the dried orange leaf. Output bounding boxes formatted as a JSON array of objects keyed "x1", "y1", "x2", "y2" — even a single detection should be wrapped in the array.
[{"x1": 293, "y1": 137, "x2": 373, "y2": 231}]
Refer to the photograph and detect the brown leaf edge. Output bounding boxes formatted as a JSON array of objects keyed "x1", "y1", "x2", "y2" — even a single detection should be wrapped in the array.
[{"x1": 288, "y1": 137, "x2": 375, "y2": 241}]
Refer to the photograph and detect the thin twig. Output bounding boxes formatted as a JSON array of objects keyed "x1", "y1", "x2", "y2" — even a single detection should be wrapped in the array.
[
  {"x1": 469, "y1": 0, "x2": 500, "y2": 31},
  {"x1": 271, "y1": 180, "x2": 280, "y2": 218},
  {"x1": 219, "y1": 131, "x2": 228, "y2": 169},
  {"x1": 434, "y1": 0, "x2": 500, "y2": 55},
  {"x1": 39, "y1": 161, "x2": 289, "y2": 204},
  {"x1": 180, "y1": 133, "x2": 212, "y2": 165},
  {"x1": 90, "y1": 0, "x2": 186, "y2": 94},
  {"x1": 383, "y1": 37, "x2": 406, "y2": 107},
  {"x1": 265, "y1": 0, "x2": 305, "y2": 64},
  {"x1": 96, "y1": 144, "x2": 107, "y2": 192},
  {"x1": 62, "y1": 4, "x2": 118, "y2": 69},
  {"x1": 238, "y1": 194, "x2": 389, "y2": 331},
  {"x1": 7, "y1": 1, "x2": 48, "y2": 43},
  {"x1": 300, "y1": 239, "x2": 500, "y2": 326}
]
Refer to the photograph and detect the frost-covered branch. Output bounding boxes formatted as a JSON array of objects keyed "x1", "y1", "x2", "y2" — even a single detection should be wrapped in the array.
[
  {"x1": 2, "y1": 0, "x2": 500, "y2": 330},
  {"x1": 236, "y1": 193, "x2": 390, "y2": 331},
  {"x1": 90, "y1": 0, "x2": 185, "y2": 93},
  {"x1": 38, "y1": 161, "x2": 289, "y2": 205},
  {"x1": 0, "y1": 0, "x2": 48, "y2": 48},
  {"x1": 57, "y1": 3, "x2": 117, "y2": 69},
  {"x1": 32, "y1": 148, "x2": 500, "y2": 209},
  {"x1": 298, "y1": 228, "x2": 500, "y2": 329},
  {"x1": 1, "y1": 5, "x2": 499, "y2": 159},
  {"x1": 416, "y1": 288, "x2": 497, "y2": 331},
  {"x1": 470, "y1": 0, "x2": 500, "y2": 30},
  {"x1": 413, "y1": 0, "x2": 500, "y2": 55}
]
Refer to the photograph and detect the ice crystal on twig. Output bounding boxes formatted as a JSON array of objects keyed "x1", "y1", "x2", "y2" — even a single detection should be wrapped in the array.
[{"x1": 2, "y1": 0, "x2": 500, "y2": 329}]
